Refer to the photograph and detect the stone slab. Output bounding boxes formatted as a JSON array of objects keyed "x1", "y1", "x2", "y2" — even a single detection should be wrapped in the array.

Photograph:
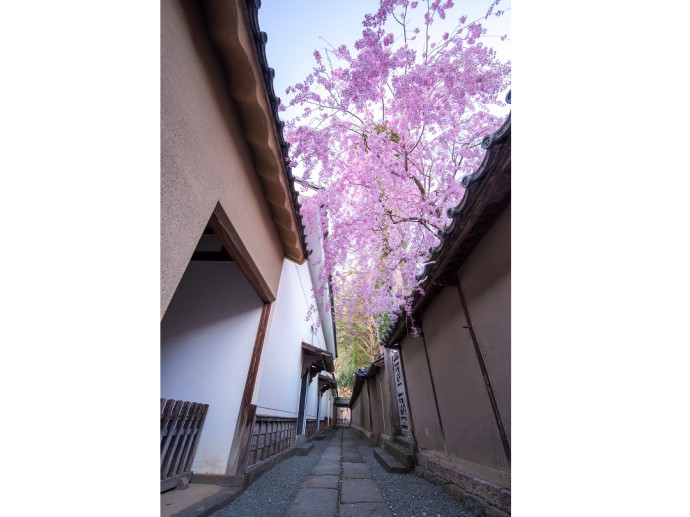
[
  {"x1": 316, "y1": 457, "x2": 341, "y2": 465},
  {"x1": 161, "y1": 484, "x2": 242, "y2": 517},
  {"x1": 341, "y1": 478, "x2": 385, "y2": 503},
  {"x1": 342, "y1": 452, "x2": 364, "y2": 463},
  {"x1": 303, "y1": 474, "x2": 340, "y2": 489},
  {"x1": 295, "y1": 443, "x2": 314, "y2": 456},
  {"x1": 312, "y1": 463, "x2": 341, "y2": 475},
  {"x1": 383, "y1": 440, "x2": 413, "y2": 467},
  {"x1": 342, "y1": 461, "x2": 373, "y2": 479},
  {"x1": 373, "y1": 447, "x2": 412, "y2": 473},
  {"x1": 339, "y1": 502, "x2": 393, "y2": 517},
  {"x1": 284, "y1": 487, "x2": 338, "y2": 517}
]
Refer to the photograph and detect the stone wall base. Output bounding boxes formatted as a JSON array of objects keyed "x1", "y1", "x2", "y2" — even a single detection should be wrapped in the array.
[
  {"x1": 192, "y1": 428, "x2": 335, "y2": 489},
  {"x1": 349, "y1": 425, "x2": 380, "y2": 444},
  {"x1": 191, "y1": 473, "x2": 247, "y2": 488},
  {"x1": 415, "y1": 451, "x2": 511, "y2": 515}
]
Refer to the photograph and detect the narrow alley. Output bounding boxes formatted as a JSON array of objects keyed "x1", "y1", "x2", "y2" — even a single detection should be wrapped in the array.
[
  {"x1": 203, "y1": 427, "x2": 471, "y2": 517},
  {"x1": 160, "y1": 1, "x2": 511, "y2": 515}
]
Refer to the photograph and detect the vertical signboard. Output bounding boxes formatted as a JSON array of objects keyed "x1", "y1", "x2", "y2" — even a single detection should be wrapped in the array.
[{"x1": 392, "y1": 350, "x2": 410, "y2": 432}]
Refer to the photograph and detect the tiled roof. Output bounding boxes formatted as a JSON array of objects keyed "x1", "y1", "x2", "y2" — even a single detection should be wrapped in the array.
[
  {"x1": 383, "y1": 94, "x2": 511, "y2": 348},
  {"x1": 349, "y1": 355, "x2": 385, "y2": 407},
  {"x1": 318, "y1": 373, "x2": 338, "y2": 394},
  {"x1": 244, "y1": 0, "x2": 309, "y2": 258},
  {"x1": 302, "y1": 341, "x2": 335, "y2": 374}
]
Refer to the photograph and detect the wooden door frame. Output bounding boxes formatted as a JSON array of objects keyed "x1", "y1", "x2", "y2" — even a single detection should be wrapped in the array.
[
  {"x1": 205, "y1": 206, "x2": 275, "y2": 478},
  {"x1": 225, "y1": 301, "x2": 272, "y2": 477},
  {"x1": 208, "y1": 208, "x2": 274, "y2": 304}
]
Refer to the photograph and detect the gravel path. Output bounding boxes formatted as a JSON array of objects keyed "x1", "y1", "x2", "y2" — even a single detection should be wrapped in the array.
[
  {"x1": 210, "y1": 431, "x2": 334, "y2": 517},
  {"x1": 351, "y1": 431, "x2": 471, "y2": 517},
  {"x1": 210, "y1": 427, "x2": 471, "y2": 517}
]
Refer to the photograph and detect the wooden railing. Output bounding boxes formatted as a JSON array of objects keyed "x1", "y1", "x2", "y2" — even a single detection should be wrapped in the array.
[
  {"x1": 160, "y1": 398, "x2": 209, "y2": 492},
  {"x1": 305, "y1": 419, "x2": 317, "y2": 439},
  {"x1": 246, "y1": 416, "x2": 298, "y2": 471}
]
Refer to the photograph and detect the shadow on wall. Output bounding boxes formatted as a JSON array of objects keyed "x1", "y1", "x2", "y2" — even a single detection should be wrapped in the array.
[{"x1": 162, "y1": 261, "x2": 262, "y2": 342}]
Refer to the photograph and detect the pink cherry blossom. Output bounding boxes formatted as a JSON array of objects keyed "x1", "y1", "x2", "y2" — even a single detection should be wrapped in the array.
[{"x1": 285, "y1": 0, "x2": 511, "y2": 327}]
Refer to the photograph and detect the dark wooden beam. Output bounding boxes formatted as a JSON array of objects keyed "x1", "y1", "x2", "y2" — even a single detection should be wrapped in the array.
[
  {"x1": 190, "y1": 249, "x2": 233, "y2": 261},
  {"x1": 366, "y1": 380, "x2": 374, "y2": 434},
  {"x1": 208, "y1": 209, "x2": 273, "y2": 303},
  {"x1": 456, "y1": 281, "x2": 511, "y2": 464},
  {"x1": 225, "y1": 302, "x2": 272, "y2": 476},
  {"x1": 420, "y1": 329, "x2": 447, "y2": 455}
]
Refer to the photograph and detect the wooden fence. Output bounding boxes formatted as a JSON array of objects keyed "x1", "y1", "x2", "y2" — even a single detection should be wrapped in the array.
[
  {"x1": 246, "y1": 416, "x2": 298, "y2": 471},
  {"x1": 160, "y1": 398, "x2": 209, "y2": 492}
]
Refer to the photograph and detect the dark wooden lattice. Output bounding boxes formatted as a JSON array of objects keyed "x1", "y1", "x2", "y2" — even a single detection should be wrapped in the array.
[
  {"x1": 160, "y1": 398, "x2": 209, "y2": 490},
  {"x1": 246, "y1": 416, "x2": 298, "y2": 471}
]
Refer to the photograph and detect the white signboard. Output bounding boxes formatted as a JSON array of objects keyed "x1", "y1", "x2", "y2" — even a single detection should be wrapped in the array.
[{"x1": 392, "y1": 351, "x2": 410, "y2": 431}]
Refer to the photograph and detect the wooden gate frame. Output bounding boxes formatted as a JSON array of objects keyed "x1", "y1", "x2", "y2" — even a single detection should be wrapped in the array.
[{"x1": 207, "y1": 207, "x2": 277, "y2": 479}]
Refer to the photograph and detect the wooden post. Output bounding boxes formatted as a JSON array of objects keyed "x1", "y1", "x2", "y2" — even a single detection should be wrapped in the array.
[
  {"x1": 296, "y1": 371, "x2": 309, "y2": 435},
  {"x1": 420, "y1": 330, "x2": 447, "y2": 455},
  {"x1": 456, "y1": 280, "x2": 511, "y2": 464},
  {"x1": 365, "y1": 380, "x2": 374, "y2": 435},
  {"x1": 225, "y1": 302, "x2": 272, "y2": 477},
  {"x1": 208, "y1": 210, "x2": 273, "y2": 303}
]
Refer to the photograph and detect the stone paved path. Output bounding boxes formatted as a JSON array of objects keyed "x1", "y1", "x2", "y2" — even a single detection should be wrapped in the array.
[
  {"x1": 211, "y1": 426, "x2": 468, "y2": 517},
  {"x1": 285, "y1": 428, "x2": 392, "y2": 517}
]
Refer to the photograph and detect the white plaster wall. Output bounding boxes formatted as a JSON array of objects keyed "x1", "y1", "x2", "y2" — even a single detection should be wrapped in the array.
[
  {"x1": 161, "y1": 261, "x2": 263, "y2": 474},
  {"x1": 302, "y1": 200, "x2": 336, "y2": 357},
  {"x1": 254, "y1": 259, "x2": 329, "y2": 419},
  {"x1": 318, "y1": 391, "x2": 334, "y2": 422},
  {"x1": 305, "y1": 375, "x2": 319, "y2": 419}
]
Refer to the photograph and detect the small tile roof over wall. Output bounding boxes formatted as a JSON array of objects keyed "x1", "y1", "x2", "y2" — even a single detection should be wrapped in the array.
[
  {"x1": 302, "y1": 341, "x2": 335, "y2": 375},
  {"x1": 318, "y1": 373, "x2": 338, "y2": 395},
  {"x1": 383, "y1": 95, "x2": 511, "y2": 348},
  {"x1": 244, "y1": 0, "x2": 309, "y2": 259},
  {"x1": 349, "y1": 355, "x2": 385, "y2": 407}
]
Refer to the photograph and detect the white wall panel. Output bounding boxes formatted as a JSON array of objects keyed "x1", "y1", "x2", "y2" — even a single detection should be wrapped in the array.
[{"x1": 161, "y1": 261, "x2": 262, "y2": 474}]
